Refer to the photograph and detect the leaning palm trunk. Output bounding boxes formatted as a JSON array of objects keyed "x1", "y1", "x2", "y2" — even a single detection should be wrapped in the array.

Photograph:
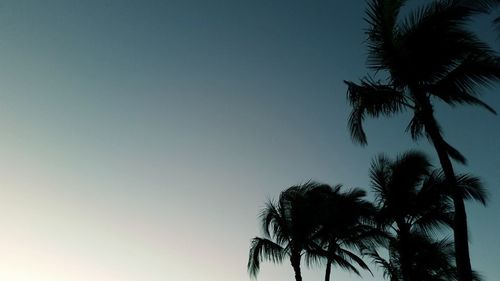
[
  {"x1": 417, "y1": 96, "x2": 473, "y2": 281},
  {"x1": 290, "y1": 251, "x2": 303, "y2": 281},
  {"x1": 324, "y1": 258, "x2": 332, "y2": 281},
  {"x1": 425, "y1": 120, "x2": 472, "y2": 281}
]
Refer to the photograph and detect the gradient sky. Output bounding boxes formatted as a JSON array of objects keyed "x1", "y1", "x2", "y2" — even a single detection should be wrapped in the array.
[{"x1": 0, "y1": 1, "x2": 499, "y2": 281}]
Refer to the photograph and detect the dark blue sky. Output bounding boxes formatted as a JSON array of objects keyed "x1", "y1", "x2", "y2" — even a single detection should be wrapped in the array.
[{"x1": 0, "y1": 1, "x2": 498, "y2": 281}]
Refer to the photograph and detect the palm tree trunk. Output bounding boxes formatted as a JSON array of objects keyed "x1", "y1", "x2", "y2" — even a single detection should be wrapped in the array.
[
  {"x1": 396, "y1": 220, "x2": 412, "y2": 281},
  {"x1": 425, "y1": 124, "x2": 472, "y2": 281},
  {"x1": 290, "y1": 251, "x2": 302, "y2": 281},
  {"x1": 325, "y1": 258, "x2": 332, "y2": 281},
  {"x1": 417, "y1": 96, "x2": 473, "y2": 281}
]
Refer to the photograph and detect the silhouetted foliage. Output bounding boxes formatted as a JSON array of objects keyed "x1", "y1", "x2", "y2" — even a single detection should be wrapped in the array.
[
  {"x1": 248, "y1": 182, "x2": 375, "y2": 281},
  {"x1": 365, "y1": 151, "x2": 487, "y2": 281},
  {"x1": 306, "y1": 185, "x2": 379, "y2": 281},
  {"x1": 248, "y1": 182, "x2": 331, "y2": 281},
  {"x1": 344, "y1": 1, "x2": 500, "y2": 280}
]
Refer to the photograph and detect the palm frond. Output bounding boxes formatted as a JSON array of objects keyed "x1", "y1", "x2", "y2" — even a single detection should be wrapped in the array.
[
  {"x1": 412, "y1": 177, "x2": 454, "y2": 233},
  {"x1": 430, "y1": 170, "x2": 488, "y2": 205},
  {"x1": 345, "y1": 79, "x2": 407, "y2": 145},
  {"x1": 248, "y1": 237, "x2": 286, "y2": 278},
  {"x1": 438, "y1": 91, "x2": 497, "y2": 114},
  {"x1": 413, "y1": 209, "x2": 454, "y2": 235},
  {"x1": 303, "y1": 243, "x2": 327, "y2": 268},
  {"x1": 444, "y1": 140, "x2": 467, "y2": 164},
  {"x1": 472, "y1": 270, "x2": 484, "y2": 281},
  {"x1": 369, "y1": 154, "x2": 391, "y2": 204},
  {"x1": 457, "y1": 0, "x2": 500, "y2": 13},
  {"x1": 430, "y1": 54, "x2": 500, "y2": 114},
  {"x1": 330, "y1": 254, "x2": 362, "y2": 277},
  {"x1": 337, "y1": 248, "x2": 373, "y2": 276},
  {"x1": 260, "y1": 200, "x2": 290, "y2": 245},
  {"x1": 387, "y1": 0, "x2": 499, "y2": 87},
  {"x1": 455, "y1": 173, "x2": 489, "y2": 205},
  {"x1": 392, "y1": 150, "x2": 432, "y2": 187},
  {"x1": 495, "y1": 14, "x2": 500, "y2": 34},
  {"x1": 365, "y1": 0, "x2": 408, "y2": 70},
  {"x1": 409, "y1": 235, "x2": 458, "y2": 281},
  {"x1": 363, "y1": 249, "x2": 398, "y2": 280},
  {"x1": 400, "y1": 0, "x2": 497, "y2": 35},
  {"x1": 406, "y1": 111, "x2": 426, "y2": 139}
]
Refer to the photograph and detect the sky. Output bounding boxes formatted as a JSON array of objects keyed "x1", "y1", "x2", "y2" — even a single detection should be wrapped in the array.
[{"x1": 0, "y1": 1, "x2": 498, "y2": 281}]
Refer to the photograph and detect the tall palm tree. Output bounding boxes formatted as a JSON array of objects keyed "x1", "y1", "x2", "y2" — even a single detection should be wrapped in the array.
[
  {"x1": 344, "y1": 1, "x2": 500, "y2": 280},
  {"x1": 247, "y1": 182, "x2": 330, "y2": 281},
  {"x1": 306, "y1": 185, "x2": 376, "y2": 281},
  {"x1": 366, "y1": 151, "x2": 487, "y2": 281}
]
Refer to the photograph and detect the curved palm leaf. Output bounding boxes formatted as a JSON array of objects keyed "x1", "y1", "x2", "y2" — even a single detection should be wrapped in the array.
[
  {"x1": 365, "y1": 0, "x2": 408, "y2": 71},
  {"x1": 363, "y1": 248, "x2": 399, "y2": 281},
  {"x1": 428, "y1": 170, "x2": 489, "y2": 205},
  {"x1": 248, "y1": 237, "x2": 286, "y2": 278},
  {"x1": 345, "y1": 79, "x2": 407, "y2": 145}
]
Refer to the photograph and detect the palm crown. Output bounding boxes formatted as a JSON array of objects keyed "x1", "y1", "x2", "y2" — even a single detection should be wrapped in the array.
[
  {"x1": 345, "y1": 0, "x2": 500, "y2": 162},
  {"x1": 247, "y1": 182, "x2": 331, "y2": 281},
  {"x1": 307, "y1": 185, "x2": 376, "y2": 281},
  {"x1": 366, "y1": 151, "x2": 487, "y2": 281},
  {"x1": 248, "y1": 182, "x2": 375, "y2": 281}
]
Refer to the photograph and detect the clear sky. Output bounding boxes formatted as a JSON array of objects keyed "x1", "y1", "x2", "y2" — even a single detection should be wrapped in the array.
[{"x1": 0, "y1": 1, "x2": 498, "y2": 281}]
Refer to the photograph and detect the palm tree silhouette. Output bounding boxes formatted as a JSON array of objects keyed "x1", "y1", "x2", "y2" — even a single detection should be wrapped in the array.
[
  {"x1": 368, "y1": 233, "x2": 470, "y2": 281},
  {"x1": 306, "y1": 185, "x2": 376, "y2": 281},
  {"x1": 344, "y1": 1, "x2": 500, "y2": 280},
  {"x1": 365, "y1": 151, "x2": 487, "y2": 281},
  {"x1": 247, "y1": 182, "x2": 329, "y2": 281},
  {"x1": 248, "y1": 182, "x2": 375, "y2": 281}
]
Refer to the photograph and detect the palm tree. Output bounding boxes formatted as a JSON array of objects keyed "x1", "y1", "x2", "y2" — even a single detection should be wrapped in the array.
[
  {"x1": 366, "y1": 151, "x2": 487, "y2": 281},
  {"x1": 344, "y1": 1, "x2": 500, "y2": 280},
  {"x1": 247, "y1": 182, "x2": 330, "y2": 281},
  {"x1": 248, "y1": 182, "x2": 376, "y2": 281},
  {"x1": 306, "y1": 185, "x2": 376, "y2": 281},
  {"x1": 367, "y1": 233, "x2": 462, "y2": 281}
]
